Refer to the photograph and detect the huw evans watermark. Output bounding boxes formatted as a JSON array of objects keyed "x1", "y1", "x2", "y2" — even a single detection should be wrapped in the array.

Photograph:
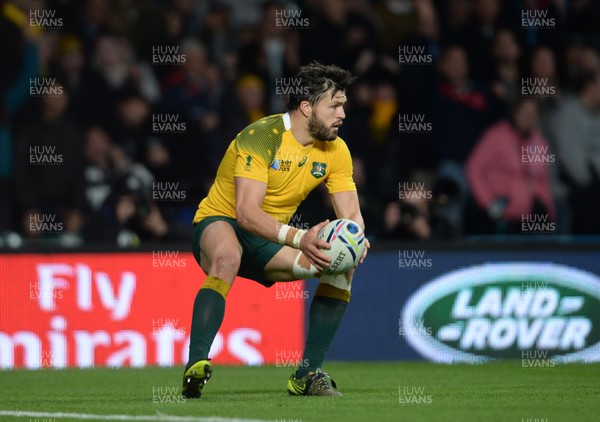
[
  {"x1": 30, "y1": 281, "x2": 65, "y2": 301},
  {"x1": 521, "y1": 78, "x2": 556, "y2": 98},
  {"x1": 521, "y1": 145, "x2": 555, "y2": 165},
  {"x1": 152, "y1": 250, "x2": 187, "y2": 268},
  {"x1": 398, "y1": 45, "x2": 432, "y2": 65},
  {"x1": 275, "y1": 9, "x2": 309, "y2": 29},
  {"x1": 398, "y1": 386, "x2": 432, "y2": 404},
  {"x1": 152, "y1": 182, "x2": 187, "y2": 201},
  {"x1": 275, "y1": 350, "x2": 308, "y2": 368},
  {"x1": 399, "y1": 250, "x2": 432, "y2": 269},
  {"x1": 275, "y1": 78, "x2": 309, "y2": 96},
  {"x1": 274, "y1": 146, "x2": 309, "y2": 165},
  {"x1": 276, "y1": 214, "x2": 309, "y2": 230},
  {"x1": 521, "y1": 214, "x2": 555, "y2": 234},
  {"x1": 152, "y1": 46, "x2": 186, "y2": 65},
  {"x1": 31, "y1": 350, "x2": 62, "y2": 368},
  {"x1": 29, "y1": 214, "x2": 63, "y2": 234},
  {"x1": 521, "y1": 9, "x2": 555, "y2": 29},
  {"x1": 398, "y1": 318, "x2": 432, "y2": 337},
  {"x1": 152, "y1": 114, "x2": 186, "y2": 133},
  {"x1": 29, "y1": 78, "x2": 63, "y2": 97},
  {"x1": 276, "y1": 281, "x2": 309, "y2": 300},
  {"x1": 29, "y1": 9, "x2": 63, "y2": 29},
  {"x1": 521, "y1": 350, "x2": 555, "y2": 368},
  {"x1": 29, "y1": 145, "x2": 63, "y2": 165},
  {"x1": 521, "y1": 281, "x2": 549, "y2": 291},
  {"x1": 398, "y1": 182, "x2": 432, "y2": 201},
  {"x1": 398, "y1": 114, "x2": 432, "y2": 133},
  {"x1": 152, "y1": 386, "x2": 186, "y2": 403},
  {"x1": 152, "y1": 318, "x2": 186, "y2": 336}
]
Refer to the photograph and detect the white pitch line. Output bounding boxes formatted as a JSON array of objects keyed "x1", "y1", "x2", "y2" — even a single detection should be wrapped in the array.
[{"x1": 0, "y1": 410, "x2": 269, "y2": 422}]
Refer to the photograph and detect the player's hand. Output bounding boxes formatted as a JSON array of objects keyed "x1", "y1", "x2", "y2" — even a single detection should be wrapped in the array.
[
  {"x1": 357, "y1": 237, "x2": 370, "y2": 266},
  {"x1": 299, "y1": 220, "x2": 332, "y2": 271}
]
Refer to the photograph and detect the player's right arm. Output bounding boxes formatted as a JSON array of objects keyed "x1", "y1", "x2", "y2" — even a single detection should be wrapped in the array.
[{"x1": 234, "y1": 177, "x2": 331, "y2": 270}]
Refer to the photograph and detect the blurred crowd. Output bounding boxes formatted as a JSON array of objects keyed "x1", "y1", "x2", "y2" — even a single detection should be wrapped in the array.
[{"x1": 1, "y1": 0, "x2": 600, "y2": 247}]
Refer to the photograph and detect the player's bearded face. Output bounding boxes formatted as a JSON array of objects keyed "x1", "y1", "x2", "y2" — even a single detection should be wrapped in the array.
[
  {"x1": 307, "y1": 111, "x2": 338, "y2": 141},
  {"x1": 307, "y1": 90, "x2": 346, "y2": 141}
]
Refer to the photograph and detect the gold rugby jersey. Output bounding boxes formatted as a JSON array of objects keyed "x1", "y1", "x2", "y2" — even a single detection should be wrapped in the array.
[{"x1": 193, "y1": 113, "x2": 356, "y2": 224}]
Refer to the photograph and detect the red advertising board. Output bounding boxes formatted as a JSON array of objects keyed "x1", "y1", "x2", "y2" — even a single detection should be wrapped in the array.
[{"x1": 0, "y1": 253, "x2": 305, "y2": 369}]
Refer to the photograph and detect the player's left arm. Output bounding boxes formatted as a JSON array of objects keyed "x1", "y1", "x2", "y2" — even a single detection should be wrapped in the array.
[
  {"x1": 330, "y1": 190, "x2": 370, "y2": 265},
  {"x1": 326, "y1": 139, "x2": 370, "y2": 265}
]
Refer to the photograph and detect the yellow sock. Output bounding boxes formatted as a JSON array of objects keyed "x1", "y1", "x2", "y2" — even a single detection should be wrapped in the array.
[{"x1": 202, "y1": 275, "x2": 231, "y2": 299}]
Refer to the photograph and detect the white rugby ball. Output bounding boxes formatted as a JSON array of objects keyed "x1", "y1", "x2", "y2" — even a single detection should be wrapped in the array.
[{"x1": 317, "y1": 219, "x2": 366, "y2": 275}]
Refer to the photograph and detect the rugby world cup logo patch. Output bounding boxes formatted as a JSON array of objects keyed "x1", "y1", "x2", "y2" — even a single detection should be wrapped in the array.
[{"x1": 402, "y1": 263, "x2": 600, "y2": 363}]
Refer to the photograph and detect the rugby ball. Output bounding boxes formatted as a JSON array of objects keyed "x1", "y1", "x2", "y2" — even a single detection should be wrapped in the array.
[{"x1": 317, "y1": 219, "x2": 366, "y2": 275}]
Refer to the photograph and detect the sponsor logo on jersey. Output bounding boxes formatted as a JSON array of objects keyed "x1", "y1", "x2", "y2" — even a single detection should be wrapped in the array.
[
  {"x1": 402, "y1": 263, "x2": 600, "y2": 363},
  {"x1": 270, "y1": 159, "x2": 292, "y2": 171},
  {"x1": 298, "y1": 156, "x2": 308, "y2": 167},
  {"x1": 311, "y1": 162, "x2": 327, "y2": 178}
]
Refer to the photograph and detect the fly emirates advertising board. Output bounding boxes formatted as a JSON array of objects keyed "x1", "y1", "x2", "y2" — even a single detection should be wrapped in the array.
[{"x1": 0, "y1": 253, "x2": 305, "y2": 369}]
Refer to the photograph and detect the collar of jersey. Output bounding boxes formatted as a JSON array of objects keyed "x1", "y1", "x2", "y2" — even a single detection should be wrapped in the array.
[
  {"x1": 283, "y1": 112, "x2": 292, "y2": 130},
  {"x1": 283, "y1": 112, "x2": 315, "y2": 151}
]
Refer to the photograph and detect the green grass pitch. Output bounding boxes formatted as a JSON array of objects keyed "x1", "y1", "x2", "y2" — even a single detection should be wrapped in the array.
[{"x1": 1, "y1": 361, "x2": 598, "y2": 422}]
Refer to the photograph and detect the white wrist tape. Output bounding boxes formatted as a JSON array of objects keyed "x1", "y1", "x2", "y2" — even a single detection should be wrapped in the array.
[
  {"x1": 292, "y1": 229, "x2": 306, "y2": 249},
  {"x1": 277, "y1": 224, "x2": 292, "y2": 245},
  {"x1": 277, "y1": 224, "x2": 306, "y2": 249}
]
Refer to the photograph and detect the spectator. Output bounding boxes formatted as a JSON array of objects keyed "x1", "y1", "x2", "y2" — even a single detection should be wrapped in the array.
[
  {"x1": 199, "y1": 1, "x2": 238, "y2": 79},
  {"x1": 160, "y1": 38, "x2": 221, "y2": 199},
  {"x1": 219, "y1": 74, "x2": 266, "y2": 143},
  {"x1": 115, "y1": 90, "x2": 170, "y2": 179},
  {"x1": 466, "y1": 98, "x2": 556, "y2": 234},
  {"x1": 2, "y1": 0, "x2": 600, "y2": 240},
  {"x1": 553, "y1": 71, "x2": 600, "y2": 234},
  {"x1": 570, "y1": 0, "x2": 600, "y2": 50},
  {"x1": 372, "y1": 0, "x2": 417, "y2": 55},
  {"x1": 81, "y1": 33, "x2": 159, "y2": 131},
  {"x1": 13, "y1": 82, "x2": 85, "y2": 242},
  {"x1": 237, "y1": 0, "x2": 301, "y2": 112},
  {"x1": 460, "y1": 0, "x2": 506, "y2": 84},
  {"x1": 433, "y1": 45, "x2": 497, "y2": 166},
  {"x1": 161, "y1": 38, "x2": 221, "y2": 133},
  {"x1": 529, "y1": 46, "x2": 562, "y2": 130},
  {"x1": 83, "y1": 125, "x2": 127, "y2": 242},
  {"x1": 53, "y1": 35, "x2": 86, "y2": 119},
  {"x1": 528, "y1": 46, "x2": 567, "y2": 232},
  {"x1": 382, "y1": 173, "x2": 462, "y2": 240},
  {"x1": 490, "y1": 29, "x2": 521, "y2": 108},
  {"x1": 381, "y1": 178, "x2": 431, "y2": 240},
  {"x1": 83, "y1": 125, "x2": 187, "y2": 245},
  {"x1": 439, "y1": 0, "x2": 472, "y2": 46}
]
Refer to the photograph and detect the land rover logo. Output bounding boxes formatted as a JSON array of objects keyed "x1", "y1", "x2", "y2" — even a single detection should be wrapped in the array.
[{"x1": 402, "y1": 263, "x2": 600, "y2": 363}]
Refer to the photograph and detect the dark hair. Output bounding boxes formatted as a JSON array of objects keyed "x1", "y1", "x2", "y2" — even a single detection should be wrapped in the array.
[
  {"x1": 572, "y1": 71, "x2": 600, "y2": 95},
  {"x1": 511, "y1": 96, "x2": 538, "y2": 114},
  {"x1": 286, "y1": 61, "x2": 357, "y2": 111}
]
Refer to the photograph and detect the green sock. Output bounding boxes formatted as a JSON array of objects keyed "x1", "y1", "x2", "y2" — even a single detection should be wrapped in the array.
[
  {"x1": 187, "y1": 286, "x2": 226, "y2": 368},
  {"x1": 296, "y1": 294, "x2": 348, "y2": 377}
]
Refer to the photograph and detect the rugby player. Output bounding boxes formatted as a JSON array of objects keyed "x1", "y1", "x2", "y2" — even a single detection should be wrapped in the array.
[{"x1": 182, "y1": 62, "x2": 369, "y2": 398}]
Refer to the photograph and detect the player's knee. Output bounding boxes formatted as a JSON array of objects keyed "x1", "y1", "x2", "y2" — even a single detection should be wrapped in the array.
[
  {"x1": 317, "y1": 274, "x2": 352, "y2": 302},
  {"x1": 319, "y1": 273, "x2": 352, "y2": 292},
  {"x1": 211, "y1": 252, "x2": 241, "y2": 281},
  {"x1": 292, "y1": 252, "x2": 320, "y2": 279}
]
